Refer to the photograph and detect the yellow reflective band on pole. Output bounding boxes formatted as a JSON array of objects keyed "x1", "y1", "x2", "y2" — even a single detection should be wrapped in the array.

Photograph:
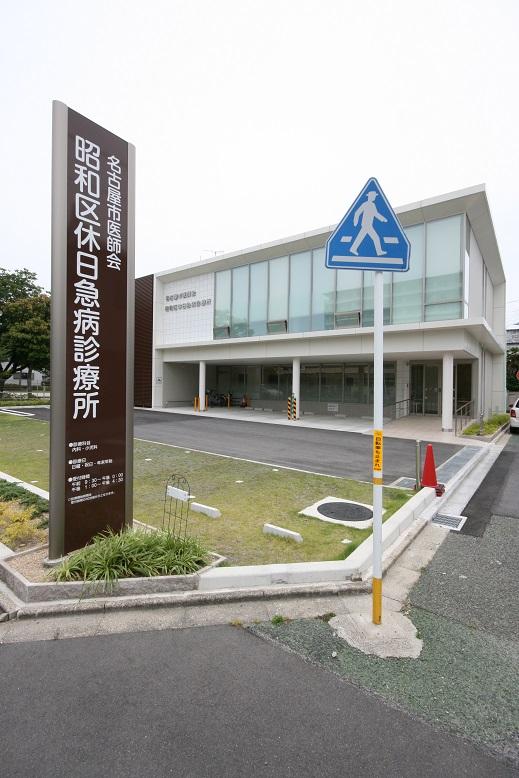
[
  {"x1": 372, "y1": 577, "x2": 382, "y2": 624},
  {"x1": 373, "y1": 429, "x2": 383, "y2": 472},
  {"x1": 372, "y1": 476, "x2": 383, "y2": 485}
]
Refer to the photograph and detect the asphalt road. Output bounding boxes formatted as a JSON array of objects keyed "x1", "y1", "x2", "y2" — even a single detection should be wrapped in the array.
[
  {"x1": 461, "y1": 432, "x2": 519, "y2": 536},
  {"x1": 19, "y1": 407, "x2": 460, "y2": 483},
  {"x1": 411, "y1": 433, "x2": 519, "y2": 641},
  {"x1": 0, "y1": 625, "x2": 515, "y2": 778}
]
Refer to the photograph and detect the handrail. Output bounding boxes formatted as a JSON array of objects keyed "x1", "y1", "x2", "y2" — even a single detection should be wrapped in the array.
[
  {"x1": 383, "y1": 397, "x2": 410, "y2": 421},
  {"x1": 454, "y1": 400, "x2": 474, "y2": 435}
]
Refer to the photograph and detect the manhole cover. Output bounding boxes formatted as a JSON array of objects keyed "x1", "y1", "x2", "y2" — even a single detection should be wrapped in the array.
[{"x1": 317, "y1": 501, "x2": 373, "y2": 522}]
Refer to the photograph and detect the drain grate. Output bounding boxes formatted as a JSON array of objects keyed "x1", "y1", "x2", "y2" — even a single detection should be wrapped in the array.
[
  {"x1": 432, "y1": 513, "x2": 467, "y2": 531},
  {"x1": 390, "y1": 477, "x2": 416, "y2": 489}
]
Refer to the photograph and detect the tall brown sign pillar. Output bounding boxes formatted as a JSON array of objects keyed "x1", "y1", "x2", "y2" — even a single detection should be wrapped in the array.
[{"x1": 49, "y1": 101, "x2": 135, "y2": 558}]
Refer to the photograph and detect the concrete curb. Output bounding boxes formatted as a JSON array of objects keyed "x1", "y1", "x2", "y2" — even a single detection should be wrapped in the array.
[
  {"x1": 0, "y1": 471, "x2": 50, "y2": 500},
  {"x1": 2, "y1": 579, "x2": 371, "y2": 620},
  {"x1": 0, "y1": 550, "x2": 226, "y2": 603},
  {"x1": 197, "y1": 487, "x2": 435, "y2": 590}
]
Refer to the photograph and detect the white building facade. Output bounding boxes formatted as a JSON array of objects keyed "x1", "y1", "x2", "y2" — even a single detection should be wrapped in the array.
[{"x1": 138, "y1": 185, "x2": 506, "y2": 431}]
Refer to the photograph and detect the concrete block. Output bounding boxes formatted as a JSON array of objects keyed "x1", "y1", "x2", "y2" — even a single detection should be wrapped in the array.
[
  {"x1": 263, "y1": 524, "x2": 303, "y2": 543},
  {"x1": 330, "y1": 612, "x2": 423, "y2": 658},
  {"x1": 0, "y1": 542, "x2": 13, "y2": 560},
  {"x1": 166, "y1": 485, "x2": 190, "y2": 502},
  {"x1": 198, "y1": 559, "x2": 356, "y2": 590},
  {"x1": 190, "y1": 502, "x2": 221, "y2": 519}
]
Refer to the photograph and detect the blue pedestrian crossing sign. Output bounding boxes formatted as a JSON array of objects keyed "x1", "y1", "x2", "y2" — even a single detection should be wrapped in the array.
[{"x1": 326, "y1": 178, "x2": 410, "y2": 272}]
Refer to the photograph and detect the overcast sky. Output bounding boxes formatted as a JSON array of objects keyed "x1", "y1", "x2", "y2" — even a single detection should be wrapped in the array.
[{"x1": 2, "y1": 0, "x2": 518, "y2": 324}]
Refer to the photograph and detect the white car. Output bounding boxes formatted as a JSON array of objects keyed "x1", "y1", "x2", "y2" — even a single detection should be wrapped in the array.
[{"x1": 510, "y1": 398, "x2": 519, "y2": 433}]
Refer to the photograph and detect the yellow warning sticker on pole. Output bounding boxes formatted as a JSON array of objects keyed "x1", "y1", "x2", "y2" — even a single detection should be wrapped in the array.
[{"x1": 373, "y1": 429, "x2": 383, "y2": 472}]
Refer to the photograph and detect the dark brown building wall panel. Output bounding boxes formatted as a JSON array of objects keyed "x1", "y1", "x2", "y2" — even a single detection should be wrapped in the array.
[{"x1": 134, "y1": 274, "x2": 154, "y2": 407}]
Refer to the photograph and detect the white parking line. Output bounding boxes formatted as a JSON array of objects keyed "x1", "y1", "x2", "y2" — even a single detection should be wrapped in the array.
[
  {"x1": 135, "y1": 437, "x2": 342, "y2": 479},
  {"x1": 0, "y1": 408, "x2": 34, "y2": 417}
]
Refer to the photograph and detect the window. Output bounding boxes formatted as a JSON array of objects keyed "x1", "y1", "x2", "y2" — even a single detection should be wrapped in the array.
[
  {"x1": 362, "y1": 272, "x2": 392, "y2": 326},
  {"x1": 392, "y1": 224, "x2": 424, "y2": 324},
  {"x1": 301, "y1": 364, "x2": 320, "y2": 401},
  {"x1": 344, "y1": 365, "x2": 368, "y2": 404},
  {"x1": 231, "y1": 265, "x2": 249, "y2": 338},
  {"x1": 336, "y1": 269, "x2": 361, "y2": 328},
  {"x1": 320, "y1": 365, "x2": 343, "y2": 402},
  {"x1": 312, "y1": 248, "x2": 335, "y2": 330},
  {"x1": 289, "y1": 251, "x2": 311, "y2": 332},
  {"x1": 214, "y1": 270, "x2": 231, "y2": 338},
  {"x1": 268, "y1": 256, "x2": 289, "y2": 323},
  {"x1": 249, "y1": 262, "x2": 268, "y2": 336},
  {"x1": 425, "y1": 215, "x2": 462, "y2": 321}
]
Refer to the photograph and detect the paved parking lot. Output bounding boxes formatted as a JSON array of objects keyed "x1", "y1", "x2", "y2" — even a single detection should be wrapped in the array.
[{"x1": 22, "y1": 406, "x2": 461, "y2": 483}]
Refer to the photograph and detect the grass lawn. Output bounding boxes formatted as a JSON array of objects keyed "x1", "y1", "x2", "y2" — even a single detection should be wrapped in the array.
[
  {"x1": 0, "y1": 399, "x2": 50, "y2": 407},
  {"x1": 0, "y1": 415, "x2": 411, "y2": 565}
]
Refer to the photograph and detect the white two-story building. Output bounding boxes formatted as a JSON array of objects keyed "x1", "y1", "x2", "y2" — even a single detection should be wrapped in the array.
[{"x1": 134, "y1": 184, "x2": 506, "y2": 432}]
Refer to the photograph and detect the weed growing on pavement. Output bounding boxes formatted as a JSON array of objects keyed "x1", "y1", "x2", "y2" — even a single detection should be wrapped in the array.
[
  {"x1": 271, "y1": 614, "x2": 289, "y2": 625},
  {"x1": 316, "y1": 612, "x2": 336, "y2": 622}
]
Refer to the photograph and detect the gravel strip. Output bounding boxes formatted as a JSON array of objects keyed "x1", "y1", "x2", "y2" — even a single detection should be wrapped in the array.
[
  {"x1": 410, "y1": 516, "x2": 519, "y2": 642},
  {"x1": 250, "y1": 612, "x2": 519, "y2": 767}
]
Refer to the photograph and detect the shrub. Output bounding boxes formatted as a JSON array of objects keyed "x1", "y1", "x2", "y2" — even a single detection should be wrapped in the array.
[
  {"x1": 0, "y1": 479, "x2": 48, "y2": 516},
  {"x1": 52, "y1": 528, "x2": 209, "y2": 583},
  {"x1": 0, "y1": 502, "x2": 45, "y2": 549},
  {"x1": 462, "y1": 413, "x2": 510, "y2": 437}
]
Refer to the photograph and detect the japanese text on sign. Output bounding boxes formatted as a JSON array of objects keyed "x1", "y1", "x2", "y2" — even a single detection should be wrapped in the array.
[
  {"x1": 73, "y1": 136, "x2": 101, "y2": 421},
  {"x1": 373, "y1": 429, "x2": 383, "y2": 472}
]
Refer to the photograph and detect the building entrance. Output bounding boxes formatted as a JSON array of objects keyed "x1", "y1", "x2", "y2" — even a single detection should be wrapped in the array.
[{"x1": 410, "y1": 363, "x2": 441, "y2": 415}]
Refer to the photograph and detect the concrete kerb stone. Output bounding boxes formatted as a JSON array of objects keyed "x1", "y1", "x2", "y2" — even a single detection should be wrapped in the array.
[
  {"x1": 0, "y1": 549, "x2": 226, "y2": 603},
  {"x1": 12, "y1": 580, "x2": 371, "y2": 620},
  {"x1": 0, "y1": 470, "x2": 49, "y2": 500}
]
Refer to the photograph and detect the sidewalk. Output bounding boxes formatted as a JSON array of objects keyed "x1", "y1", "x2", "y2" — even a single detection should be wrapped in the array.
[{"x1": 149, "y1": 405, "x2": 487, "y2": 446}]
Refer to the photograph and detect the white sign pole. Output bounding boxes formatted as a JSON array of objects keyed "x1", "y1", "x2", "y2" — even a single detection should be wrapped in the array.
[{"x1": 372, "y1": 270, "x2": 384, "y2": 624}]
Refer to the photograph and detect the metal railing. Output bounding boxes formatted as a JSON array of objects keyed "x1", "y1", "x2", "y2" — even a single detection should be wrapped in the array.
[
  {"x1": 383, "y1": 397, "x2": 410, "y2": 421},
  {"x1": 454, "y1": 400, "x2": 474, "y2": 435}
]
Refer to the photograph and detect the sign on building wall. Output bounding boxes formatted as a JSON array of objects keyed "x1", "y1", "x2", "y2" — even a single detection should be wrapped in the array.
[
  {"x1": 156, "y1": 273, "x2": 214, "y2": 346},
  {"x1": 49, "y1": 102, "x2": 135, "y2": 557}
]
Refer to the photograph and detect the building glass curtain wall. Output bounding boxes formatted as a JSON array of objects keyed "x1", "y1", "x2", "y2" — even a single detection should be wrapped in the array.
[
  {"x1": 289, "y1": 251, "x2": 312, "y2": 332},
  {"x1": 248, "y1": 261, "x2": 268, "y2": 335},
  {"x1": 213, "y1": 214, "x2": 467, "y2": 339},
  {"x1": 425, "y1": 215, "x2": 463, "y2": 321},
  {"x1": 215, "y1": 363, "x2": 396, "y2": 406},
  {"x1": 393, "y1": 223, "x2": 424, "y2": 324}
]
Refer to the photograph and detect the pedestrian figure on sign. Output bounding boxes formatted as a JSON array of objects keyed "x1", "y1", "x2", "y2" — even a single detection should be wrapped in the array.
[{"x1": 350, "y1": 191, "x2": 387, "y2": 257}]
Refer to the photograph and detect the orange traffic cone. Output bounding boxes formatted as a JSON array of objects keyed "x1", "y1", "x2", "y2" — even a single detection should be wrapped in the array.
[{"x1": 421, "y1": 444, "x2": 445, "y2": 495}]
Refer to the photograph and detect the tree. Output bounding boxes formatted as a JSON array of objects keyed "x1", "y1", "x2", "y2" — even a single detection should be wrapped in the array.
[
  {"x1": 0, "y1": 269, "x2": 49, "y2": 395},
  {"x1": 506, "y1": 347, "x2": 519, "y2": 392},
  {"x1": 0, "y1": 268, "x2": 42, "y2": 307}
]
